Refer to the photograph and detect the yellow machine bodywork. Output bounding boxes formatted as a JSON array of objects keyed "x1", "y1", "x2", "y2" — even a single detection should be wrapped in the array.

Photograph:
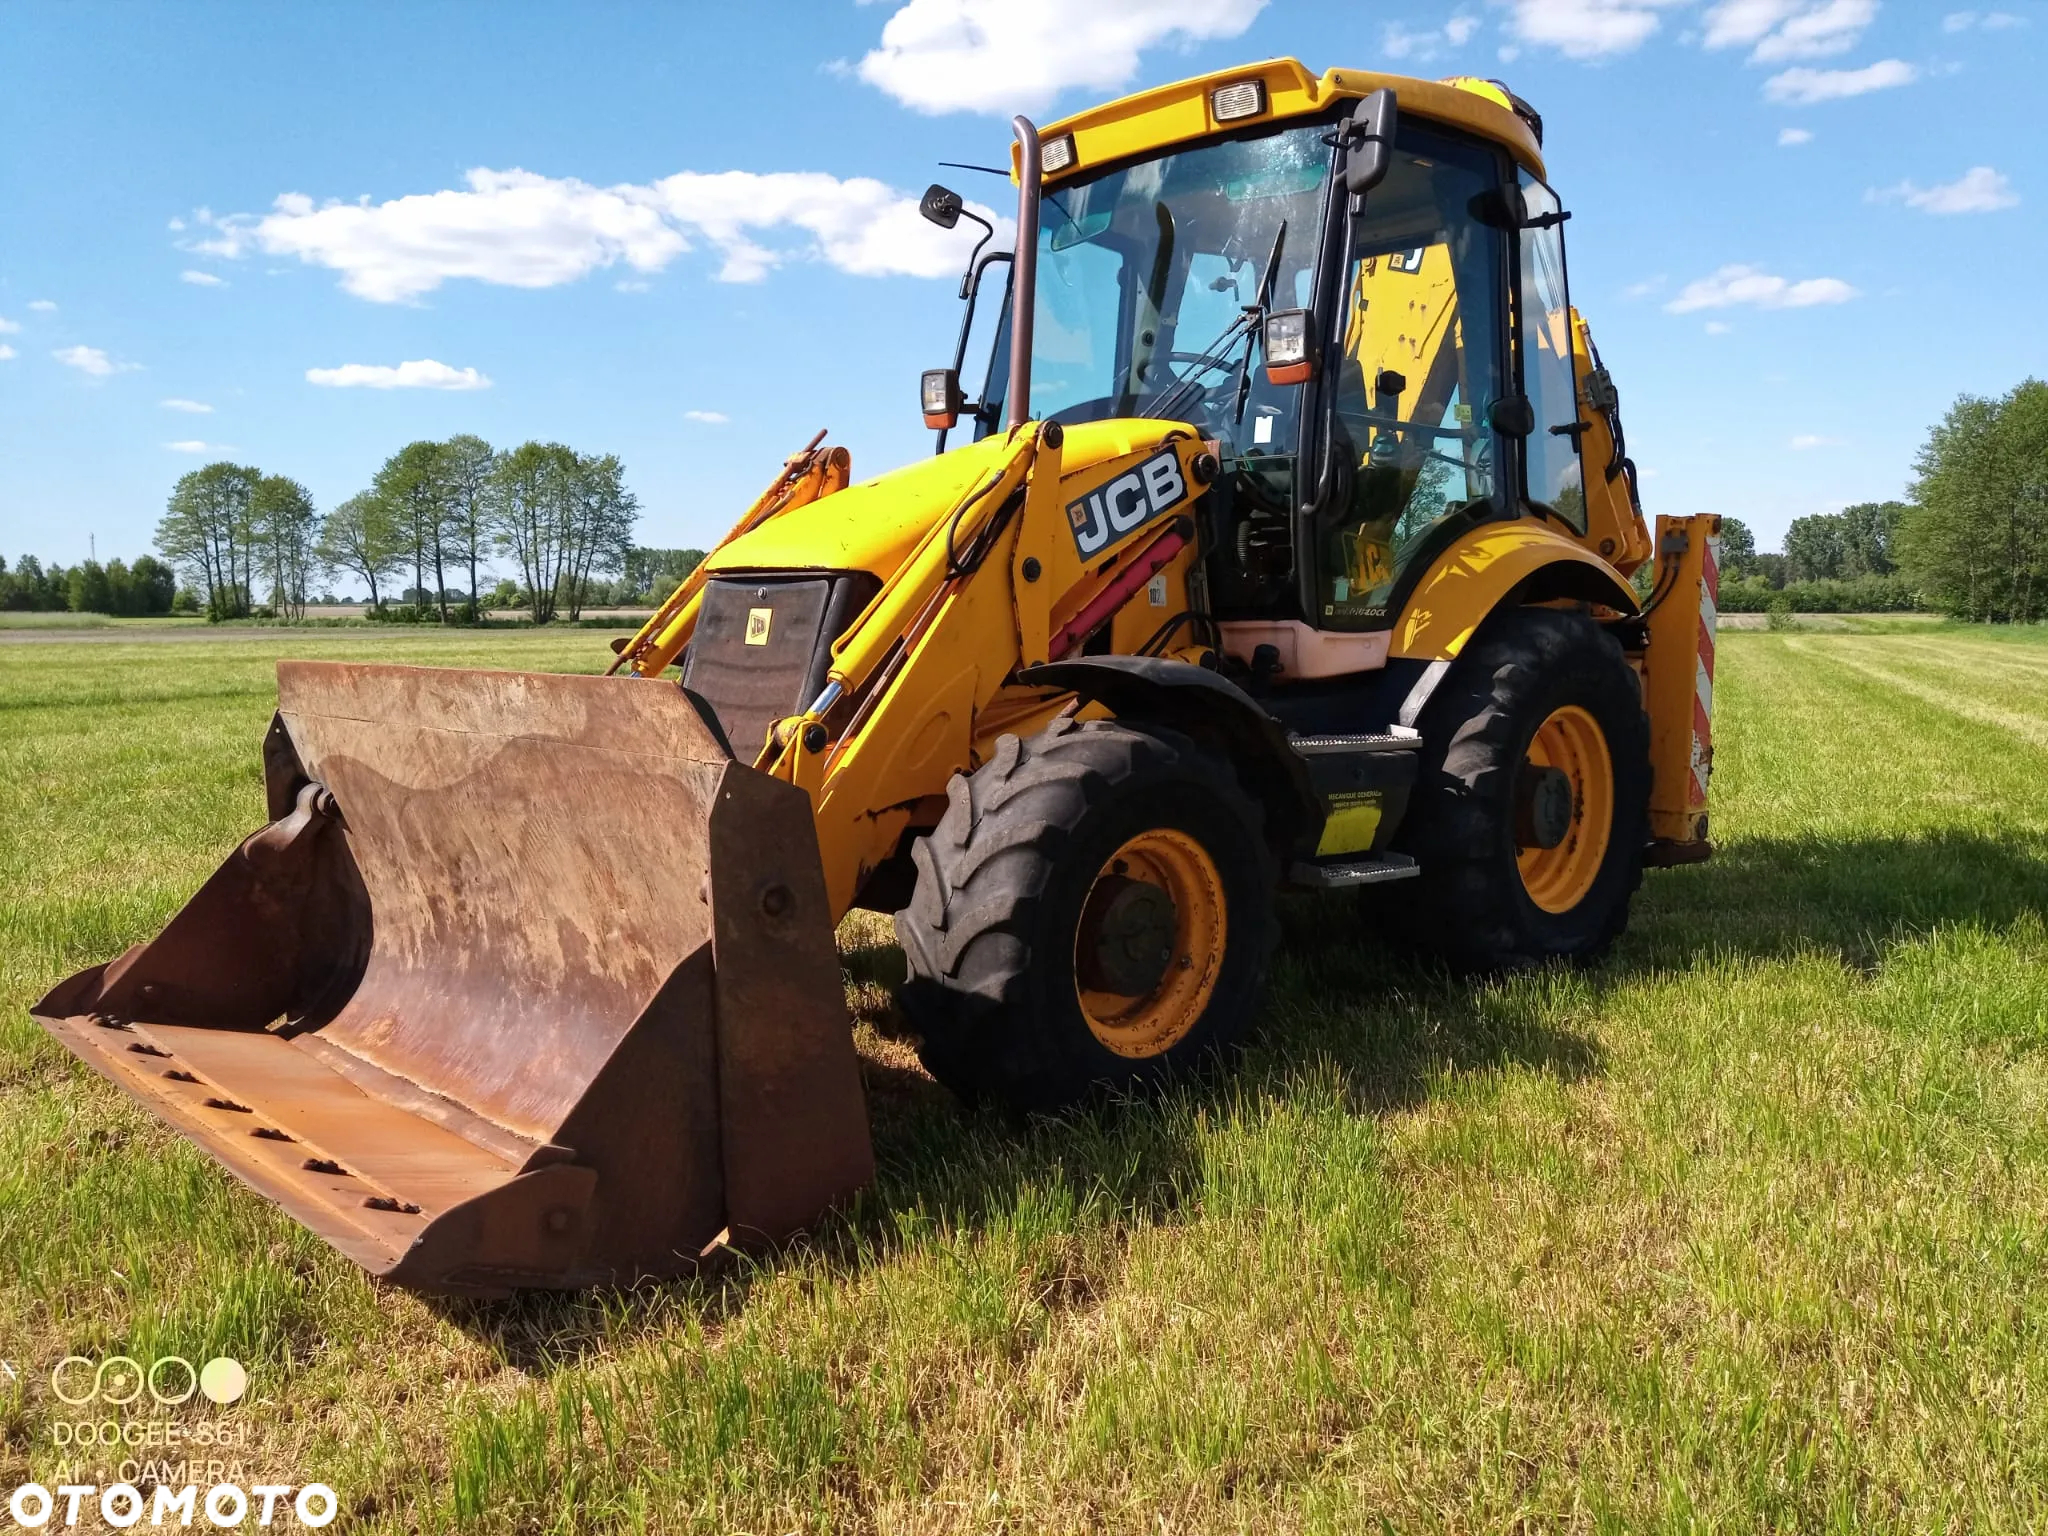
[
  {"x1": 607, "y1": 56, "x2": 1719, "y2": 920},
  {"x1": 617, "y1": 421, "x2": 1213, "y2": 915}
]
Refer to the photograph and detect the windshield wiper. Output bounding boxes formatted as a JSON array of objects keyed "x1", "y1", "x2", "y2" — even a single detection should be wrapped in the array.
[
  {"x1": 1231, "y1": 220, "x2": 1287, "y2": 428},
  {"x1": 1145, "y1": 220, "x2": 1287, "y2": 427},
  {"x1": 1144, "y1": 309, "x2": 1259, "y2": 422}
]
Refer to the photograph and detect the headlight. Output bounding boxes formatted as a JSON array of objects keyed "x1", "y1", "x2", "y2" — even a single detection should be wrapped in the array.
[
  {"x1": 1039, "y1": 135, "x2": 1076, "y2": 175},
  {"x1": 921, "y1": 368, "x2": 963, "y2": 429},
  {"x1": 1261, "y1": 308, "x2": 1314, "y2": 385}
]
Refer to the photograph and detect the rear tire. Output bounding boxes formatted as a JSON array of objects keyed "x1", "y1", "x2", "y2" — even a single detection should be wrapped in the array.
[
  {"x1": 1392, "y1": 607, "x2": 1649, "y2": 971},
  {"x1": 894, "y1": 717, "x2": 1277, "y2": 1113}
]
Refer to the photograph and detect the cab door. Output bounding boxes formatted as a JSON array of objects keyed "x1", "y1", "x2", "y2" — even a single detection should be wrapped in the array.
[
  {"x1": 1515, "y1": 173, "x2": 1588, "y2": 532},
  {"x1": 1299, "y1": 121, "x2": 1515, "y2": 629}
]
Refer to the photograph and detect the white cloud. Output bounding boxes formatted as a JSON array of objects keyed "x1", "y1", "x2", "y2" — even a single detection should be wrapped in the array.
[
  {"x1": 1703, "y1": 0, "x2": 1874, "y2": 61},
  {"x1": 0, "y1": 315, "x2": 18, "y2": 333},
  {"x1": 1498, "y1": 0, "x2": 1689, "y2": 59},
  {"x1": 1870, "y1": 165, "x2": 2018, "y2": 214},
  {"x1": 28, "y1": 300, "x2": 56, "y2": 312},
  {"x1": 0, "y1": 344, "x2": 15, "y2": 361},
  {"x1": 1666, "y1": 264, "x2": 1858, "y2": 311},
  {"x1": 54, "y1": 345, "x2": 141, "y2": 377},
  {"x1": 1944, "y1": 10, "x2": 2026, "y2": 29},
  {"x1": 683, "y1": 410, "x2": 730, "y2": 424},
  {"x1": 1623, "y1": 275, "x2": 1666, "y2": 298},
  {"x1": 179, "y1": 269, "x2": 227, "y2": 287},
  {"x1": 1789, "y1": 433, "x2": 1844, "y2": 448},
  {"x1": 1778, "y1": 126, "x2": 1814, "y2": 144},
  {"x1": 850, "y1": 0, "x2": 1265, "y2": 115},
  {"x1": 189, "y1": 166, "x2": 1007, "y2": 301},
  {"x1": 1704, "y1": 320, "x2": 1733, "y2": 334},
  {"x1": 1383, "y1": 14, "x2": 1482, "y2": 60},
  {"x1": 160, "y1": 398, "x2": 214, "y2": 413},
  {"x1": 306, "y1": 359, "x2": 492, "y2": 390},
  {"x1": 1764, "y1": 58, "x2": 1917, "y2": 101}
]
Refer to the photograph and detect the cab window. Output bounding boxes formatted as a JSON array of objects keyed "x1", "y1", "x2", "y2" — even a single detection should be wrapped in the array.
[
  {"x1": 1315, "y1": 128, "x2": 1509, "y2": 626},
  {"x1": 1517, "y1": 173, "x2": 1586, "y2": 531}
]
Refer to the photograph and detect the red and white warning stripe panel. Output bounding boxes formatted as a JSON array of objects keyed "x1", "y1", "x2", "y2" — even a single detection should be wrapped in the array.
[{"x1": 1689, "y1": 532, "x2": 1720, "y2": 808}]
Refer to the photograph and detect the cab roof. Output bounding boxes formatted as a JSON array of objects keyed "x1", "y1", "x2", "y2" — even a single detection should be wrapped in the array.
[{"x1": 1018, "y1": 59, "x2": 1546, "y2": 188}]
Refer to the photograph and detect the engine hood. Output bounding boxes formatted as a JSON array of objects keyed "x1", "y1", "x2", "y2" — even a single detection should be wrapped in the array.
[{"x1": 706, "y1": 420, "x2": 1193, "y2": 586}]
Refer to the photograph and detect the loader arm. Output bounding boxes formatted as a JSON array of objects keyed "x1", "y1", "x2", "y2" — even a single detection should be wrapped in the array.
[
  {"x1": 609, "y1": 432, "x2": 853, "y2": 679},
  {"x1": 750, "y1": 420, "x2": 1214, "y2": 916}
]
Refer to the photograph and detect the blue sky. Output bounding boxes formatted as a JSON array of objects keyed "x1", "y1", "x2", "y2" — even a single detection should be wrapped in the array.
[{"x1": 2, "y1": 0, "x2": 2040, "y2": 578}]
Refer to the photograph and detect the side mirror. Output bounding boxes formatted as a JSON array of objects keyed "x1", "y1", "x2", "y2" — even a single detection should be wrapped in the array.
[
  {"x1": 1261, "y1": 308, "x2": 1314, "y2": 385},
  {"x1": 1342, "y1": 89, "x2": 1397, "y2": 198},
  {"x1": 919, "y1": 184, "x2": 964, "y2": 230},
  {"x1": 1487, "y1": 395, "x2": 1536, "y2": 436},
  {"x1": 921, "y1": 367, "x2": 964, "y2": 430}
]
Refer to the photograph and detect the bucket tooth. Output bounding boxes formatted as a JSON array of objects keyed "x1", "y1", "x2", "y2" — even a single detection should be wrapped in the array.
[{"x1": 32, "y1": 662, "x2": 874, "y2": 1296}]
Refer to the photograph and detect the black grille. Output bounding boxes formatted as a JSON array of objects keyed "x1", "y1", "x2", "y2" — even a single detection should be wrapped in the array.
[{"x1": 682, "y1": 574, "x2": 877, "y2": 762}]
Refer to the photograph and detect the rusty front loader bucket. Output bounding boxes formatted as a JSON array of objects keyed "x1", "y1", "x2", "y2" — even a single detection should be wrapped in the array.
[{"x1": 32, "y1": 663, "x2": 873, "y2": 1297}]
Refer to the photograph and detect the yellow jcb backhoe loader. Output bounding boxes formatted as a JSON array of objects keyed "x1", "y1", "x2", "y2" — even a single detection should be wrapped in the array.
[{"x1": 36, "y1": 61, "x2": 1720, "y2": 1295}]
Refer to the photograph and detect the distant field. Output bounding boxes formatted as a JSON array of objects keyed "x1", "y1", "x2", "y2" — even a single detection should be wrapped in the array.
[
  {"x1": 0, "y1": 611, "x2": 206, "y2": 630},
  {"x1": 1716, "y1": 610, "x2": 1945, "y2": 632},
  {"x1": 3, "y1": 624, "x2": 2046, "y2": 1531}
]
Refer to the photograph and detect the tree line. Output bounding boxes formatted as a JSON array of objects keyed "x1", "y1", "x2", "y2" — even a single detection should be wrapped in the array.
[
  {"x1": 1899, "y1": 378, "x2": 2048, "y2": 623},
  {"x1": 315, "y1": 437, "x2": 638, "y2": 623},
  {"x1": 156, "y1": 465, "x2": 321, "y2": 619},
  {"x1": 151, "y1": 437, "x2": 642, "y2": 623},
  {"x1": 1712, "y1": 378, "x2": 2048, "y2": 621},
  {"x1": 0, "y1": 552, "x2": 182, "y2": 615},
  {"x1": 1716, "y1": 503, "x2": 1916, "y2": 613}
]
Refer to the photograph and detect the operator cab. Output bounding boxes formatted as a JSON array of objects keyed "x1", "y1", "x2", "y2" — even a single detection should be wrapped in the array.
[{"x1": 962, "y1": 80, "x2": 1587, "y2": 669}]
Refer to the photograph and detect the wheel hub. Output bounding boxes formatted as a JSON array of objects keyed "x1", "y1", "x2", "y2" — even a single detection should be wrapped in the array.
[
  {"x1": 1515, "y1": 764, "x2": 1574, "y2": 850},
  {"x1": 1077, "y1": 875, "x2": 1178, "y2": 996},
  {"x1": 1072, "y1": 827, "x2": 1227, "y2": 1060},
  {"x1": 1515, "y1": 704, "x2": 1615, "y2": 914}
]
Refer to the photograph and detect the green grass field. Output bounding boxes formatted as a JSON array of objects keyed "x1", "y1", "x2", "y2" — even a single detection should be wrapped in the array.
[{"x1": 4, "y1": 624, "x2": 2046, "y2": 1532}]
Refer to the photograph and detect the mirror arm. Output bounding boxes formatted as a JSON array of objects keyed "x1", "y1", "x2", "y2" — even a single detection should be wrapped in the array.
[
  {"x1": 954, "y1": 209, "x2": 995, "y2": 299},
  {"x1": 937, "y1": 248, "x2": 1016, "y2": 453}
]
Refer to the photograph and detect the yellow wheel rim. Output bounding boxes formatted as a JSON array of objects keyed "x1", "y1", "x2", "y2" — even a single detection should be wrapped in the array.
[
  {"x1": 1516, "y1": 705, "x2": 1614, "y2": 914},
  {"x1": 1074, "y1": 827, "x2": 1227, "y2": 1059}
]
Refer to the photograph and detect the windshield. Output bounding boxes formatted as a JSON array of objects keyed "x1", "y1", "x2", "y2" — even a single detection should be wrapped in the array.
[{"x1": 978, "y1": 120, "x2": 1333, "y2": 459}]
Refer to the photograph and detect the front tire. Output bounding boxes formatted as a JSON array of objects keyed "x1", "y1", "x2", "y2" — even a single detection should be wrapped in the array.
[
  {"x1": 1393, "y1": 607, "x2": 1650, "y2": 971},
  {"x1": 894, "y1": 717, "x2": 1277, "y2": 1113}
]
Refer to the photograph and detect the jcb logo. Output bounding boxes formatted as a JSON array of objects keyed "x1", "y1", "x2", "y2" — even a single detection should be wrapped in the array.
[
  {"x1": 744, "y1": 607, "x2": 773, "y2": 646},
  {"x1": 1065, "y1": 449, "x2": 1187, "y2": 559}
]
